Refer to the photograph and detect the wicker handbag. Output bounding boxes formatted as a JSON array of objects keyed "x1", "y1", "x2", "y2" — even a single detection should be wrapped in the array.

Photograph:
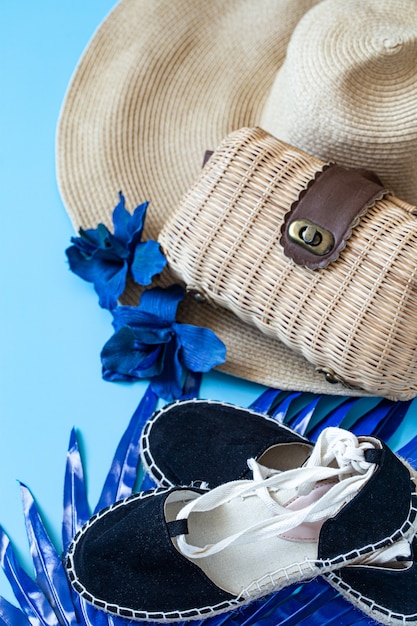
[{"x1": 159, "y1": 127, "x2": 417, "y2": 400}]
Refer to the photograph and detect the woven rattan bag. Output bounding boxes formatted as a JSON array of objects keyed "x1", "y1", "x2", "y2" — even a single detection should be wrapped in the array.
[{"x1": 159, "y1": 127, "x2": 417, "y2": 400}]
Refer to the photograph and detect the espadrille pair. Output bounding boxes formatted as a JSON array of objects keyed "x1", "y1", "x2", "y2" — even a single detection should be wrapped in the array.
[{"x1": 66, "y1": 400, "x2": 417, "y2": 625}]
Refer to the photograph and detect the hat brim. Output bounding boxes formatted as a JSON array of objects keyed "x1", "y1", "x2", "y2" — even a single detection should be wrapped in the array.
[{"x1": 56, "y1": 0, "x2": 362, "y2": 396}]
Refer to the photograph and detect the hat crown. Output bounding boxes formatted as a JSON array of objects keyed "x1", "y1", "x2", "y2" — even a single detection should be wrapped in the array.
[{"x1": 261, "y1": 0, "x2": 417, "y2": 203}]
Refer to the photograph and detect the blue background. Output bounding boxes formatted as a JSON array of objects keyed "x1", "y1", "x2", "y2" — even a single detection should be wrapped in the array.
[
  {"x1": 2, "y1": 0, "x2": 417, "y2": 615},
  {"x1": 0, "y1": 0, "x2": 265, "y2": 605}
]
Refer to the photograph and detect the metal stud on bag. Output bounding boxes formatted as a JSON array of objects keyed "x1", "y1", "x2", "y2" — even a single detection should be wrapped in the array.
[{"x1": 186, "y1": 286, "x2": 207, "y2": 304}]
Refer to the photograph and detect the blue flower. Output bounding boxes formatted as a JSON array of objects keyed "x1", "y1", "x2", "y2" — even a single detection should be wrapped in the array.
[
  {"x1": 65, "y1": 192, "x2": 167, "y2": 310},
  {"x1": 101, "y1": 285, "x2": 227, "y2": 401}
]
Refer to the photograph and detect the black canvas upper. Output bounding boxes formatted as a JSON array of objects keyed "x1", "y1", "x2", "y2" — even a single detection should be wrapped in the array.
[
  {"x1": 332, "y1": 552, "x2": 417, "y2": 615},
  {"x1": 318, "y1": 443, "x2": 416, "y2": 561},
  {"x1": 325, "y1": 538, "x2": 417, "y2": 622},
  {"x1": 67, "y1": 488, "x2": 237, "y2": 619},
  {"x1": 141, "y1": 399, "x2": 312, "y2": 487}
]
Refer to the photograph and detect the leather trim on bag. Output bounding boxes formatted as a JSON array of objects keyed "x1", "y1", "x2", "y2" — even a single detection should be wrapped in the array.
[{"x1": 281, "y1": 164, "x2": 388, "y2": 269}]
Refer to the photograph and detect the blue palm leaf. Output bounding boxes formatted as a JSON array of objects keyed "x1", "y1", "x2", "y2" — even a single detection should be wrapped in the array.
[
  {"x1": 248, "y1": 388, "x2": 282, "y2": 414},
  {"x1": 198, "y1": 614, "x2": 232, "y2": 626},
  {"x1": 299, "y1": 603, "x2": 360, "y2": 626},
  {"x1": 62, "y1": 428, "x2": 90, "y2": 553},
  {"x1": 201, "y1": 588, "x2": 297, "y2": 626},
  {"x1": 372, "y1": 400, "x2": 412, "y2": 441},
  {"x1": 291, "y1": 599, "x2": 368, "y2": 626},
  {"x1": 264, "y1": 586, "x2": 338, "y2": 626},
  {"x1": 326, "y1": 612, "x2": 376, "y2": 626},
  {"x1": 234, "y1": 587, "x2": 302, "y2": 626},
  {"x1": 303, "y1": 397, "x2": 357, "y2": 440},
  {"x1": 304, "y1": 398, "x2": 357, "y2": 443},
  {"x1": 20, "y1": 483, "x2": 77, "y2": 626},
  {"x1": 139, "y1": 472, "x2": 158, "y2": 491},
  {"x1": 346, "y1": 399, "x2": 394, "y2": 436},
  {"x1": 269, "y1": 392, "x2": 302, "y2": 423},
  {"x1": 73, "y1": 596, "x2": 112, "y2": 626},
  {"x1": 0, "y1": 596, "x2": 31, "y2": 626},
  {"x1": 107, "y1": 613, "x2": 146, "y2": 626},
  {"x1": 303, "y1": 396, "x2": 351, "y2": 430},
  {"x1": 94, "y1": 384, "x2": 158, "y2": 513},
  {"x1": 298, "y1": 588, "x2": 379, "y2": 625},
  {"x1": 0, "y1": 525, "x2": 57, "y2": 625},
  {"x1": 307, "y1": 397, "x2": 386, "y2": 442},
  {"x1": 397, "y1": 434, "x2": 417, "y2": 465},
  {"x1": 338, "y1": 397, "x2": 383, "y2": 432},
  {"x1": 286, "y1": 395, "x2": 322, "y2": 435}
]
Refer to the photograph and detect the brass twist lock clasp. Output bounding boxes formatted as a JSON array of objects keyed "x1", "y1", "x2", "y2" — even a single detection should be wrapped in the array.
[{"x1": 287, "y1": 219, "x2": 335, "y2": 257}]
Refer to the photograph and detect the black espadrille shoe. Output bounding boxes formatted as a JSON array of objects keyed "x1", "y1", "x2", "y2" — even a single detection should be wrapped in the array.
[
  {"x1": 140, "y1": 399, "x2": 313, "y2": 488},
  {"x1": 325, "y1": 537, "x2": 417, "y2": 626},
  {"x1": 67, "y1": 427, "x2": 417, "y2": 623}
]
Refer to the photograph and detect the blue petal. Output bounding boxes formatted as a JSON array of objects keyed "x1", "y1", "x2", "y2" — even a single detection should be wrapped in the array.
[
  {"x1": 126, "y1": 200, "x2": 149, "y2": 250},
  {"x1": 130, "y1": 240, "x2": 167, "y2": 286},
  {"x1": 130, "y1": 327, "x2": 174, "y2": 345},
  {"x1": 0, "y1": 597, "x2": 31, "y2": 626},
  {"x1": 82, "y1": 224, "x2": 129, "y2": 260},
  {"x1": 62, "y1": 429, "x2": 90, "y2": 553},
  {"x1": 70, "y1": 225, "x2": 129, "y2": 265},
  {"x1": 101, "y1": 327, "x2": 164, "y2": 379},
  {"x1": 112, "y1": 192, "x2": 148, "y2": 249},
  {"x1": 0, "y1": 526, "x2": 57, "y2": 625},
  {"x1": 20, "y1": 483, "x2": 77, "y2": 626},
  {"x1": 180, "y1": 371, "x2": 202, "y2": 399},
  {"x1": 94, "y1": 385, "x2": 158, "y2": 513},
  {"x1": 174, "y1": 323, "x2": 226, "y2": 372},
  {"x1": 112, "y1": 192, "x2": 134, "y2": 245},
  {"x1": 139, "y1": 285, "x2": 184, "y2": 321},
  {"x1": 69, "y1": 228, "x2": 106, "y2": 256},
  {"x1": 150, "y1": 339, "x2": 184, "y2": 401},
  {"x1": 101, "y1": 368, "x2": 137, "y2": 383},
  {"x1": 65, "y1": 246, "x2": 97, "y2": 282},
  {"x1": 111, "y1": 305, "x2": 171, "y2": 334},
  {"x1": 66, "y1": 224, "x2": 130, "y2": 271},
  {"x1": 92, "y1": 258, "x2": 128, "y2": 310}
]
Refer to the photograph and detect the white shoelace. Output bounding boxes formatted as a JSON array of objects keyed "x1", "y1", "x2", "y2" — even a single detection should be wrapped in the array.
[{"x1": 176, "y1": 428, "x2": 381, "y2": 560}]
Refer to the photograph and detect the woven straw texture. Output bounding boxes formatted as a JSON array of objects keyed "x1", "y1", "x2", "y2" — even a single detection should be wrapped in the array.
[
  {"x1": 262, "y1": 0, "x2": 417, "y2": 206},
  {"x1": 159, "y1": 128, "x2": 417, "y2": 401},
  {"x1": 56, "y1": 0, "x2": 417, "y2": 396}
]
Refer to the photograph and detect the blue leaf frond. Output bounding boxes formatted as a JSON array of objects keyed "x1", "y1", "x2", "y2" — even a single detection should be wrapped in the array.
[
  {"x1": 0, "y1": 525, "x2": 58, "y2": 625},
  {"x1": 20, "y1": 483, "x2": 77, "y2": 625},
  {"x1": 62, "y1": 428, "x2": 90, "y2": 553},
  {"x1": 94, "y1": 385, "x2": 158, "y2": 513}
]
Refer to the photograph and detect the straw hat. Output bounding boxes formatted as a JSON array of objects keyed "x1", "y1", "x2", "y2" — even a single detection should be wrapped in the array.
[
  {"x1": 261, "y1": 0, "x2": 417, "y2": 205},
  {"x1": 56, "y1": 0, "x2": 417, "y2": 397}
]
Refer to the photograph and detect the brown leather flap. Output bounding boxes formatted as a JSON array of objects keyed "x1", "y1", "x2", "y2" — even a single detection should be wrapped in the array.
[{"x1": 281, "y1": 165, "x2": 388, "y2": 269}]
